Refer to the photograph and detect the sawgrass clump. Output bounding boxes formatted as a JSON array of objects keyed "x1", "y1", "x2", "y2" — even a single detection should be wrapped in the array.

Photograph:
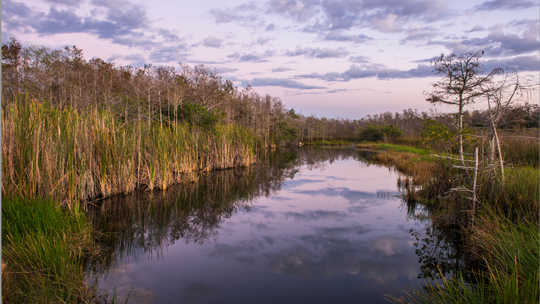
[
  {"x1": 2, "y1": 98, "x2": 258, "y2": 207},
  {"x1": 2, "y1": 196, "x2": 96, "y2": 303}
]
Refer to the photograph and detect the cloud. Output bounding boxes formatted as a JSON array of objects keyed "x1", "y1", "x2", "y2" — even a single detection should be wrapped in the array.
[
  {"x1": 370, "y1": 14, "x2": 403, "y2": 32},
  {"x1": 1, "y1": 0, "x2": 188, "y2": 58},
  {"x1": 203, "y1": 35, "x2": 223, "y2": 48},
  {"x1": 283, "y1": 210, "x2": 349, "y2": 222},
  {"x1": 207, "y1": 230, "x2": 419, "y2": 280},
  {"x1": 265, "y1": 23, "x2": 276, "y2": 31},
  {"x1": 254, "y1": 36, "x2": 274, "y2": 45},
  {"x1": 266, "y1": 0, "x2": 319, "y2": 21},
  {"x1": 403, "y1": 26, "x2": 438, "y2": 41},
  {"x1": 242, "y1": 78, "x2": 325, "y2": 90},
  {"x1": 467, "y1": 25, "x2": 485, "y2": 33},
  {"x1": 443, "y1": 28, "x2": 539, "y2": 57},
  {"x1": 292, "y1": 187, "x2": 393, "y2": 205},
  {"x1": 297, "y1": 61, "x2": 433, "y2": 81},
  {"x1": 123, "y1": 53, "x2": 146, "y2": 67},
  {"x1": 209, "y1": 3, "x2": 263, "y2": 27},
  {"x1": 227, "y1": 51, "x2": 272, "y2": 62},
  {"x1": 314, "y1": 225, "x2": 372, "y2": 237},
  {"x1": 483, "y1": 55, "x2": 540, "y2": 72},
  {"x1": 474, "y1": 0, "x2": 538, "y2": 11},
  {"x1": 285, "y1": 46, "x2": 349, "y2": 58},
  {"x1": 317, "y1": 0, "x2": 449, "y2": 31},
  {"x1": 214, "y1": 0, "x2": 450, "y2": 34},
  {"x1": 44, "y1": 0, "x2": 83, "y2": 7},
  {"x1": 349, "y1": 55, "x2": 370, "y2": 63},
  {"x1": 148, "y1": 44, "x2": 189, "y2": 63},
  {"x1": 218, "y1": 67, "x2": 239, "y2": 74},
  {"x1": 321, "y1": 32, "x2": 373, "y2": 43},
  {"x1": 271, "y1": 66, "x2": 294, "y2": 72}
]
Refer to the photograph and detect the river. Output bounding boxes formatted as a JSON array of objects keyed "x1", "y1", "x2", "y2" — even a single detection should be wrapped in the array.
[{"x1": 87, "y1": 147, "x2": 457, "y2": 304}]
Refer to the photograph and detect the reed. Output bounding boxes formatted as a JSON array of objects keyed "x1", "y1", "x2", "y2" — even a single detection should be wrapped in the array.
[
  {"x1": 2, "y1": 98, "x2": 258, "y2": 207},
  {"x1": 498, "y1": 131, "x2": 539, "y2": 167},
  {"x1": 2, "y1": 196, "x2": 96, "y2": 303},
  {"x1": 387, "y1": 216, "x2": 539, "y2": 304}
]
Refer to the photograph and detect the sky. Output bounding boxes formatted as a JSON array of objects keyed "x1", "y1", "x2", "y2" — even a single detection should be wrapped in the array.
[{"x1": 2, "y1": 0, "x2": 539, "y2": 118}]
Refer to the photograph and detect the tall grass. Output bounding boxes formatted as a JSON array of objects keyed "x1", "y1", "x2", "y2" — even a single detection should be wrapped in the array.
[
  {"x1": 498, "y1": 131, "x2": 539, "y2": 167},
  {"x1": 2, "y1": 98, "x2": 258, "y2": 207},
  {"x1": 2, "y1": 196, "x2": 96, "y2": 303},
  {"x1": 387, "y1": 216, "x2": 539, "y2": 304}
]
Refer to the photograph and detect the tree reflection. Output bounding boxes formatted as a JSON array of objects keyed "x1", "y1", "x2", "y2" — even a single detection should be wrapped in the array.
[
  {"x1": 403, "y1": 195, "x2": 474, "y2": 282},
  {"x1": 87, "y1": 148, "x2": 366, "y2": 274}
]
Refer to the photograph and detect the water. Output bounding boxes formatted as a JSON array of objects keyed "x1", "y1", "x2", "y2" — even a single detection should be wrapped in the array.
[{"x1": 88, "y1": 147, "x2": 442, "y2": 304}]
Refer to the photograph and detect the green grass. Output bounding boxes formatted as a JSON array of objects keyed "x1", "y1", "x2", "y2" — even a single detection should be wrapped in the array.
[
  {"x1": 356, "y1": 142, "x2": 430, "y2": 155},
  {"x1": 387, "y1": 216, "x2": 539, "y2": 304},
  {"x1": 2, "y1": 196, "x2": 96, "y2": 303}
]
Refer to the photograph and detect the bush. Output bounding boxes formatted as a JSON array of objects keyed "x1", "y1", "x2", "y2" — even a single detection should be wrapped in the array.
[
  {"x1": 420, "y1": 118, "x2": 456, "y2": 152},
  {"x1": 358, "y1": 125, "x2": 403, "y2": 142}
]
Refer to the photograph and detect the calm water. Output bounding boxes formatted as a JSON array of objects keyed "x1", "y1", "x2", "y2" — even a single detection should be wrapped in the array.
[{"x1": 88, "y1": 148, "x2": 445, "y2": 304}]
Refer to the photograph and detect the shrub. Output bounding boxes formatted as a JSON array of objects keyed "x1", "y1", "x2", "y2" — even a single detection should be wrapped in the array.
[{"x1": 358, "y1": 125, "x2": 404, "y2": 142}]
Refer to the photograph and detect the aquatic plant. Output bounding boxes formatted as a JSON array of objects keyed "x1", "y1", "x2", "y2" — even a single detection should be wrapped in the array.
[{"x1": 2, "y1": 97, "x2": 257, "y2": 208}]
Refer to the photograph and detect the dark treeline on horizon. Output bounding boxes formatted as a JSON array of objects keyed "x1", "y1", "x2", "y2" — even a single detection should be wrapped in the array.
[{"x1": 2, "y1": 37, "x2": 538, "y2": 144}]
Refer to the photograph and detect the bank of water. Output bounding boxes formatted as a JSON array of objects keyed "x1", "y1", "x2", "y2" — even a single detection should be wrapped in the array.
[{"x1": 87, "y1": 148, "x2": 456, "y2": 304}]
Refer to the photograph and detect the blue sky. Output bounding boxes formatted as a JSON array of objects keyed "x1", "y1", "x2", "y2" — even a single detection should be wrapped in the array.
[{"x1": 2, "y1": 0, "x2": 539, "y2": 118}]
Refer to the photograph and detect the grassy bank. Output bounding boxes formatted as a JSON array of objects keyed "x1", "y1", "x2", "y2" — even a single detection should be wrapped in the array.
[
  {"x1": 356, "y1": 142, "x2": 429, "y2": 155},
  {"x1": 388, "y1": 215, "x2": 539, "y2": 304},
  {"x1": 369, "y1": 141, "x2": 540, "y2": 303},
  {"x1": 2, "y1": 99, "x2": 258, "y2": 208},
  {"x1": 2, "y1": 197, "x2": 96, "y2": 303}
]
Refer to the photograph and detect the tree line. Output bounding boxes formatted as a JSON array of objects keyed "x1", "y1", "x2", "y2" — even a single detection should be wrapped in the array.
[{"x1": 2, "y1": 38, "x2": 538, "y2": 146}]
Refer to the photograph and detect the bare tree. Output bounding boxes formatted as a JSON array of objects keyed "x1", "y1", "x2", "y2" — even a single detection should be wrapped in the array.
[
  {"x1": 481, "y1": 70, "x2": 538, "y2": 180},
  {"x1": 425, "y1": 51, "x2": 501, "y2": 162}
]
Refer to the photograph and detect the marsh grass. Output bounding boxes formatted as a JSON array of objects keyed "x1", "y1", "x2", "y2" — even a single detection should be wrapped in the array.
[
  {"x1": 2, "y1": 196, "x2": 96, "y2": 303},
  {"x1": 499, "y1": 133, "x2": 539, "y2": 167},
  {"x1": 2, "y1": 98, "x2": 258, "y2": 207},
  {"x1": 356, "y1": 142, "x2": 430, "y2": 155},
  {"x1": 362, "y1": 144, "x2": 436, "y2": 185},
  {"x1": 387, "y1": 216, "x2": 539, "y2": 304}
]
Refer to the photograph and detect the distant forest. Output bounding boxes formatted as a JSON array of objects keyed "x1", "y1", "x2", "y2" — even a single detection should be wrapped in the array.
[{"x1": 2, "y1": 38, "x2": 538, "y2": 144}]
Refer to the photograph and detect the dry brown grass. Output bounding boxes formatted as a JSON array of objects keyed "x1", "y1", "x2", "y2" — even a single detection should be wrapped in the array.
[
  {"x1": 2, "y1": 100, "x2": 258, "y2": 208},
  {"x1": 372, "y1": 151, "x2": 436, "y2": 184},
  {"x1": 2, "y1": 262, "x2": 13, "y2": 303}
]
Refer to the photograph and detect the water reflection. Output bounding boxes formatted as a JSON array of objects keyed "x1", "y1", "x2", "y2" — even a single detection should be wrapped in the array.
[
  {"x1": 400, "y1": 185, "x2": 471, "y2": 281},
  {"x1": 88, "y1": 147, "x2": 466, "y2": 304}
]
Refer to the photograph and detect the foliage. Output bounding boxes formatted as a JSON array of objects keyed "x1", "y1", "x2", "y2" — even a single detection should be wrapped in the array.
[
  {"x1": 420, "y1": 118, "x2": 456, "y2": 152},
  {"x1": 177, "y1": 102, "x2": 225, "y2": 129},
  {"x1": 358, "y1": 125, "x2": 404, "y2": 142}
]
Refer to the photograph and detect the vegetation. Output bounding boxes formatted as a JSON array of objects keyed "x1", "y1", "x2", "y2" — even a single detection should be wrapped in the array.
[
  {"x1": 2, "y1": 197, "x2": 96, "y2": 303},
  {"x1": 2, "y1": 97, "x2": 257, "y2": 207},
  {"x1": 2, "y1": 37, "x2": 539, "y2": 304},
  {"x1": 3, "y1": 38, "x2": 537, "y2": 147},
  {"x1": 386, "y1": 51, "x2": 539, "y2": 304},
  {"x1": 357, "y1": 124, "x2": 404, "y2": 142}
]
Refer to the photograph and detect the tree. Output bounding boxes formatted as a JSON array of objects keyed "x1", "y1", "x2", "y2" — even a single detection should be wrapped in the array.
[
  {"x1": 480, "y1": 69, "x2": 537, "y2": 180},
  {"x1": 425, "y1": 51, "x2": 500, "y2": 162}
]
